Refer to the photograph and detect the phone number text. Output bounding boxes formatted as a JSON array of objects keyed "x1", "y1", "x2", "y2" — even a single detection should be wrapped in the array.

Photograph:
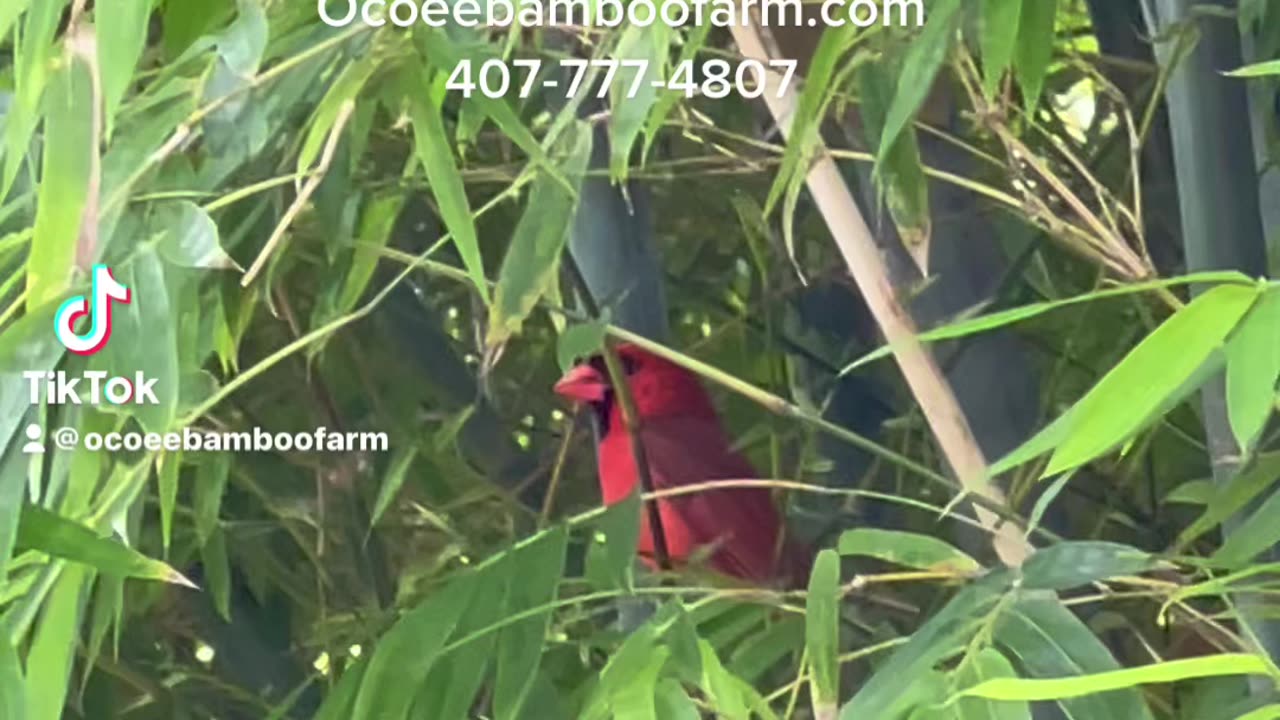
[{"x1": 445, "y1": 58, "x2": 798, "y2": 99}]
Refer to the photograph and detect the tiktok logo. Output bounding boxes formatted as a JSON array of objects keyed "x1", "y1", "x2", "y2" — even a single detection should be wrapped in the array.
[{"x1": 53, "y1": 264, "x2": 130, "y2": 356}]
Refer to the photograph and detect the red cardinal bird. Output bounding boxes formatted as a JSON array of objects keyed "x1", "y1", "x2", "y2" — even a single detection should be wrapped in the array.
[{"x1": 555, "y1": 344, "x2": 811, "y2": 587}]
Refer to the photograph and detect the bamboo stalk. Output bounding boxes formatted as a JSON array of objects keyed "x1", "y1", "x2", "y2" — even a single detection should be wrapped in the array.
[{"x1": 728, "y1": 20, "x2": 1031, "y2": 566}]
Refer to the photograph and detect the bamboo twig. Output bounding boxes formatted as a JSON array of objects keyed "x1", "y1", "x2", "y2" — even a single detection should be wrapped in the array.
[{"x1": 728, "y1": 19, "x2": 1032, "y2": 566}]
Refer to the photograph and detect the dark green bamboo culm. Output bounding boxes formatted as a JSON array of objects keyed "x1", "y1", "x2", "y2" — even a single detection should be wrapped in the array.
[{"x1": 1144, "y1": 0, "x2": 1280, "y2": 671}]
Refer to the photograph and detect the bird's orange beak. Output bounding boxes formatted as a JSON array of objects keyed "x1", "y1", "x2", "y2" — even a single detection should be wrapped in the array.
[{"x1": 554, "y1": 363, "x2": 609, "y2": 404}]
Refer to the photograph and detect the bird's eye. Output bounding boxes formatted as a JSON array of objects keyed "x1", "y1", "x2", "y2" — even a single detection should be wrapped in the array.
[{"x1": 621, "y1": 355, "x2": 640, "y2": 375}]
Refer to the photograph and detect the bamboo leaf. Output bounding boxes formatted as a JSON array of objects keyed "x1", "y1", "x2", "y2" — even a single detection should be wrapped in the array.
[
  {"x1": 493, "y1": 526, "x2": 568, "y2": 720},
  {"x1": 1020, "y1": 542, "x2": 1156, "y2": 590},
  {"x1": 956, "y1": 654, "x2": 1270, "y2": 703},
  {"x1": 26, "y1": 37, "x2": 95, "y2": 307},
  {"x1": 842, "y1": 272, "x2": 1251, "y2": 375},
  {"x1": 610, "y1": 25, "x2": 670, "y2": 181},
  {"x1": 402, "y1": 65, "x2": 488, "y2": 304},
  {"x1": 876, "y1": 0, "x2": 961, "y2": 170},
  {"x1": 1226, "y1": 59, "x2": 1280, "y2": 77},
  {"x1": 1225, "y1": 289, "x2": 1280, "y2": 452},
  {"x1": 955, "y1": 648, "x2": 1030, "y2": 720},
  {"x1": 1013, "y1": 0, "x2": 1058, "y2": 111},
  {"x1": 488, "y1": 123, "x2": 592, "y2": 347},
  {"x1": 981, "y1": 0, "x2": 1023, "y2": 99},
  {"x1": 1044, "y1": 283, "x2": 1260, "y2": 476},
  {"x1": 17, "y1": 506, "x2": 193, "y2": 586},
  {"x1": 24, "y1": 566, "x2": 90, "y2": 720},
  {"x1": 838, "y1": 528, "x2": 981, "y2": 574},
  {"x1": 370, "y1": 444, "x2": 417, "y2": 528},
  {"x1": 98, "y1": 0, "x2": 154, "y2": 136},
  {"x1": 1212, "y1": 486, "x2": 1280, "y2": 567},
  {"x1": 995, "y1": 595, "x2": 1153, "y2": 720},
  {"x1": 806, "y1": 550, "x2": 841, "y2": 713},
  {"x1": 351, "y1": 570, "x2": 478, "y2": 720}
]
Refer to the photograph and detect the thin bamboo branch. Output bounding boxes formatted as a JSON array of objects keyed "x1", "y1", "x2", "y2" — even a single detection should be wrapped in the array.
[{"x1": 728, "y1": 19, "x2": 1032, "y2": 566}]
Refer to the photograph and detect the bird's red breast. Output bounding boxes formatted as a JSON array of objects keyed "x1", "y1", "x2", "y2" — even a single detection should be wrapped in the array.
[{"x1": 555, "y1": 344, "x2": 811, "y2": 587}]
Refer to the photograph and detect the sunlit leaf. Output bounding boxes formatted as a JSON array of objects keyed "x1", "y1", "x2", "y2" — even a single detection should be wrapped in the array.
[
  {"x1": 1225, "y1": 289, "x2": 1280, "y2": 452},
  {"x1": 956, "y1": 654, "x2": 1271, "y2": 702}
]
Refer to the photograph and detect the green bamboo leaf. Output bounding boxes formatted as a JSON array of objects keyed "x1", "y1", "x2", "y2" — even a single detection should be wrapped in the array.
[
  {"x1": 1164, "y1": 479, "x2": 1215, "y2": 506},
  {"x1": 194, "y1": 453, "x2": 231, "y2": 546},
  {"x1": 610, "y1": 25, "x2": 670, "y2": 181},
  {"x1": 980, "y1": 0, "x2": 1023, "y2": 99},
  {"x1": 956, "y1": 654, "x2": 1270, "y2": 703},
  {"x1": 1226, "y1": 59, "x2": 1280, "y2": 77},
  {"x1": 842, "y1": 272, "x2": 1251, "y2": 375},
  {"x1": 582, "y1": 620, "x2": 666, "y2": 720},
  {"x1": 1235, "y1": 704, "x2": 1280, "y2": 720},
  {"x1": 557, "y1": 318, "x2": 609, "y2": 373},
  {"x1": 1178, "y1": 452, "x2": 1280, "y2": 549},
  {"x1": 1212, "y1": 486, "x2": 1280, "y2": 567},
  {"x1": 493, "y1": 526, "x2": 568, "y2": 720},
  {"x1": 339, "y1": 192, "x2": 406, "y2": 314},
  {"x1": 1225, "y1": 289, "x2": 1280, "y2": 452},
  {"x1": 2, "y1": 0, "x2": 65, "y2": 196},
  {"x1": 1013, "y1": 0, "x2": 1057, "y2": 111},
  {"x1": 1020, "y1": 541, "x2": 1156, "y2": 590},
  {"x1": 24, "y1": 566, "x2": 90, "y2": 720},
  {"x1": 765, "y1": 22, "x2": 858, "y2": 268},
  {"x1": 1044, "y1": 283, "x2": 1260, "y2": 476},
  {"x1": 0, "y1": 0, "x2": 33, "y2": 47},
  {"x1": 995, "y1": 595, "x2": 1153, "y2": 720},
  {"x1": 300, "y1": 55, "x2": 379, "y2": 177},
  {"x1": 314, "y1": 659, "x2": 368, "y2": 720},
  {"x1": 585, "y1": 488, "x2": 639, "y2": 592},
  {"x1": 16, "y1": 506, "x2": 193, "y2": 586},
  {"x1": 728, "y1": 616, "x2": 804, "y2": 685},
  {"x1": 98, "y1": 0, "x2": 154, "y2": 136},
  {"x1": 488, "y1": 123, "x2": 592, "y2": 346},
  {"x1": 859, "y1": 62, "x2": 930, "y2": 269},
  {"x1": 806, "y1": 550, "x2": 841, "y2": 713},
  {"x1": 414, "y1": 559, "x2": 512, "y2": 720},
  {"x1": 697, "y1": 639, "x2": 777, "y2": 720},
  {"x1": 88, "y1": 250, "x2": 179, "y2": 433},
  {"x1": 82, "y1": 574, "x2": 123, "y2": 694},
  {"x1": 842, "y1": 571, "x2": 1016, "y2": 719},
  {"x1": 158, "y1": 201, "x2": 241, "y2": 270},
  {"x1": 644, "y1": 23, "x2": 712, "y2": 158},
  {"x1": 955, "y1": 648, "x2": 1031, "y2": 720},
  {"x1": 0, "y1": 632, "x2": 23, "y2": 720},
  {"x1": 370, "y1": 444, "x2": 417, "y2": 527},
  {"x1": 654, "y1": 678, "x2": 701, "y2": 720},
  {"x1": 401, "y1": 66, "x2": 488, "y2": 304},
  {"x1": 876, "y1": 0, "x2": 961, "y2": 170},
  {"x1": 26, "y1": 40, "x2": 94, "y2": 307},
  {"x1": 201, "y1": 524, "x2": 232, "y2": 622},
  {"x1": 157, "y1": 450, "x2": 181, "y2": 555},
  {"x1": 1158, "y1": 563, "x2": 1280, "y2": 620},
  {"x1": 352, "y1": 570, "x2": 478, "y2": 720},
  {"x1": 838, "y1": 528, "x2": 981, "y2": 574}
]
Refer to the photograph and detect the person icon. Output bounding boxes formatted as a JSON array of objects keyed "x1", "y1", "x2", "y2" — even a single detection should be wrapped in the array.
[{"x1": 22, "y1": 424, "x2": 44, "y2": 455}]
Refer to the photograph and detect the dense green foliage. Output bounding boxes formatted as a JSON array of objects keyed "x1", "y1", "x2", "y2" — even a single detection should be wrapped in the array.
[{"x1": 2, "y1": 0, "x2": 1280, "y2": 718}]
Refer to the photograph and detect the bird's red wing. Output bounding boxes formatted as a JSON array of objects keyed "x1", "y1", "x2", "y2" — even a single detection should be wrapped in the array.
[{"x1": 638, "y1": 415, "x2": 801, "y2": 583}]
